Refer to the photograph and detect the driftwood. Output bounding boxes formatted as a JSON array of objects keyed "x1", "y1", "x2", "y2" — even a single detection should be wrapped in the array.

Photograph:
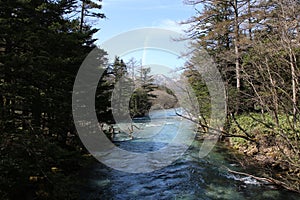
[
  {"x1": 224, "y1": 166, "x2": 299, "y2": 193},
  {"x1": 127, "y1": 123, "x2": 140, "y2": 139}
]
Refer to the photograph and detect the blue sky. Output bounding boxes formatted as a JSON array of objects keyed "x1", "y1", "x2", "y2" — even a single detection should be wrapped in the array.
[
  {"x1": 92, "y1": 0, "x2": 198, "y2": 75},
  {"x1": 94, "y1": 0, "x2": 196, "y2": 43}
]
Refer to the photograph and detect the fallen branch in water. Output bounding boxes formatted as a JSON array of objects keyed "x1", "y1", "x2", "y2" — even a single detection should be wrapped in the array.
[
  {"x1": 224, "y1": 166, "x2": 271, "y2": 183},
  {"x1": 174, "y1": 110, "x2": 257, "y2": 143},
  {"x1": 223, "y1": 166, "x2": 300, "y2": 193}
]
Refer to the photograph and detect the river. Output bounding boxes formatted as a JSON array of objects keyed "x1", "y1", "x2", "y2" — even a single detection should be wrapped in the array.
[{"x1": 79, "y1": 109, "x2": 299, "y2": 199}]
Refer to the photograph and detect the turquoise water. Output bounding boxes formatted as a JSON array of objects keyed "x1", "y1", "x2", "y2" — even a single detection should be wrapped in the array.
[{"x1": 80, "y1": 109, "x2": 299, "y2": 199}]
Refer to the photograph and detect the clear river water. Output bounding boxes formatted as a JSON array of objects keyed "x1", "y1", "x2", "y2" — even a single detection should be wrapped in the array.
[{"x1": 79, "y1": 109, "x2": 299, "y2": 200}]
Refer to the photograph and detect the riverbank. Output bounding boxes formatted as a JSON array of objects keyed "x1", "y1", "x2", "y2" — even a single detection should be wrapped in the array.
[
  {"x1": 227, "y1": 114, "x2": 300, "y2": 193},
  {"x1": 195, "y1": 131, "x2": 300, "y2": 194},
  {"x1": 227, "y1": 138, "x2": 300, "y2": 193}
]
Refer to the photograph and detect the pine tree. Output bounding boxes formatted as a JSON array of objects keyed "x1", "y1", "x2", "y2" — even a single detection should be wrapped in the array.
[
  {"x1": 130, "y1": 67, "x2": 157, "y2": 117},
  {"x1": 79, "y1": 0, "x2": 105, "y2": 32},
  {"x1": 0, "y1": 0, "x2": 108, "y2": 198}
]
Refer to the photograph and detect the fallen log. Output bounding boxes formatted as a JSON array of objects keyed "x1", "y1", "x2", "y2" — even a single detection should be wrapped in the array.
[{"x1": 223, "y1": 166, "x2": 300, "y2": 193}]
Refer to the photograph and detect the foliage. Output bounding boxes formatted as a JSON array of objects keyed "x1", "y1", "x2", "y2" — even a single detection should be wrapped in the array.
[
  {"x1": 229, "y1": 113, "x2": 300, "y2": 191},
  {"x1": 0, "y1": 0, "x2": 106, "y2": 198},
  {"x1": 183, "y1": 68, "x2": 211, "y2": 120},
  {"x1": 0, "y1": 132, "x2": 89, "y2": 199},
  {"x1": 78, "y1": 0, "x2": 105, "y2": 32},
  {"x1": 183, "y1": 0, "x2": 300, "y2": 191},
  {"x1": 129, "y1": 67, "x2": 157, "y2": 117}
]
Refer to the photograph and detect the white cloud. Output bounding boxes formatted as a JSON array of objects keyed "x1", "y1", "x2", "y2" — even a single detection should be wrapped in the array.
[
  {"x1": 102, "y1": 0, "x2": 190, "y2": 11},
  {"x1": 102, "y1": 0, "x2": 144, "y2": 6},
  {"x1": 157, "y1": 19, "x2": 189, "y2": 33}
]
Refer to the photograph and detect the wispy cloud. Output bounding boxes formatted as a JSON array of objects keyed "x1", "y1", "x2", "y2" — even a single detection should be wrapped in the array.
[
  {"x1": 102, "y1": 0, "x2": 190, "y2": 11},
  {"x1": 127, "y1": 5, "x2": 187, "y2": 11},
  {"x1": 102, "y1": 0, "x2": 146, "y2": 6},
  {"x1": 156, "y1": 19, "x2": 189, "y2": 33}
]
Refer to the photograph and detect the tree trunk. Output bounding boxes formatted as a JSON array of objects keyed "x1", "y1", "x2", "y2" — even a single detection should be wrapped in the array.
[
  {"x1": 290, "y1": 54, "x2": 297, "y2": 123},
  {"x1": 248, "y1": 0, "x2": 252, "y2": 40},
  {"x1": 233, "y1": 0, "x2": 240, "y2": 112},
  {"x1": 80, "y1": 0, "x2": 85, "y2": 32}
]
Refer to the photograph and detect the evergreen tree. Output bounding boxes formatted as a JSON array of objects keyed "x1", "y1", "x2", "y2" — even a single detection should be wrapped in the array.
[
  {"x1": 183, "y1": 0, "x2": 256, "y2": 113},
  {"x1": 130, "y1": 67, "x2": 157, "y2": 117},
  {"x1": 0, "y1": 0, "x2": 107, "y2": 197},
  {"x1": 78, "y1": 0, "x2": 105, "y2": 32}
]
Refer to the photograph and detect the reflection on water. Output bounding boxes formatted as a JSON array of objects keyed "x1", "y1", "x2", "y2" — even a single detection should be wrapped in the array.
[{"x1": 80, "y1": 109, "x2": 299, "y2": 199}]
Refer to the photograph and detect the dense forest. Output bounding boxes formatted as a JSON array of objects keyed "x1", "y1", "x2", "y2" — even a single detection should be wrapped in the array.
[
  {"x1": 0, "y1": 0, "x2": 299, "y2": 199},
  {"x1": 0, "y1": 0, "x2": 168, "y2": 198}
]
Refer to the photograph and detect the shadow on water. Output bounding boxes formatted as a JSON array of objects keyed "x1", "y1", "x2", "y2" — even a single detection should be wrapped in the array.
[{"x1": 79, "y1": 109, "x2": 299, "y2": 200}]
